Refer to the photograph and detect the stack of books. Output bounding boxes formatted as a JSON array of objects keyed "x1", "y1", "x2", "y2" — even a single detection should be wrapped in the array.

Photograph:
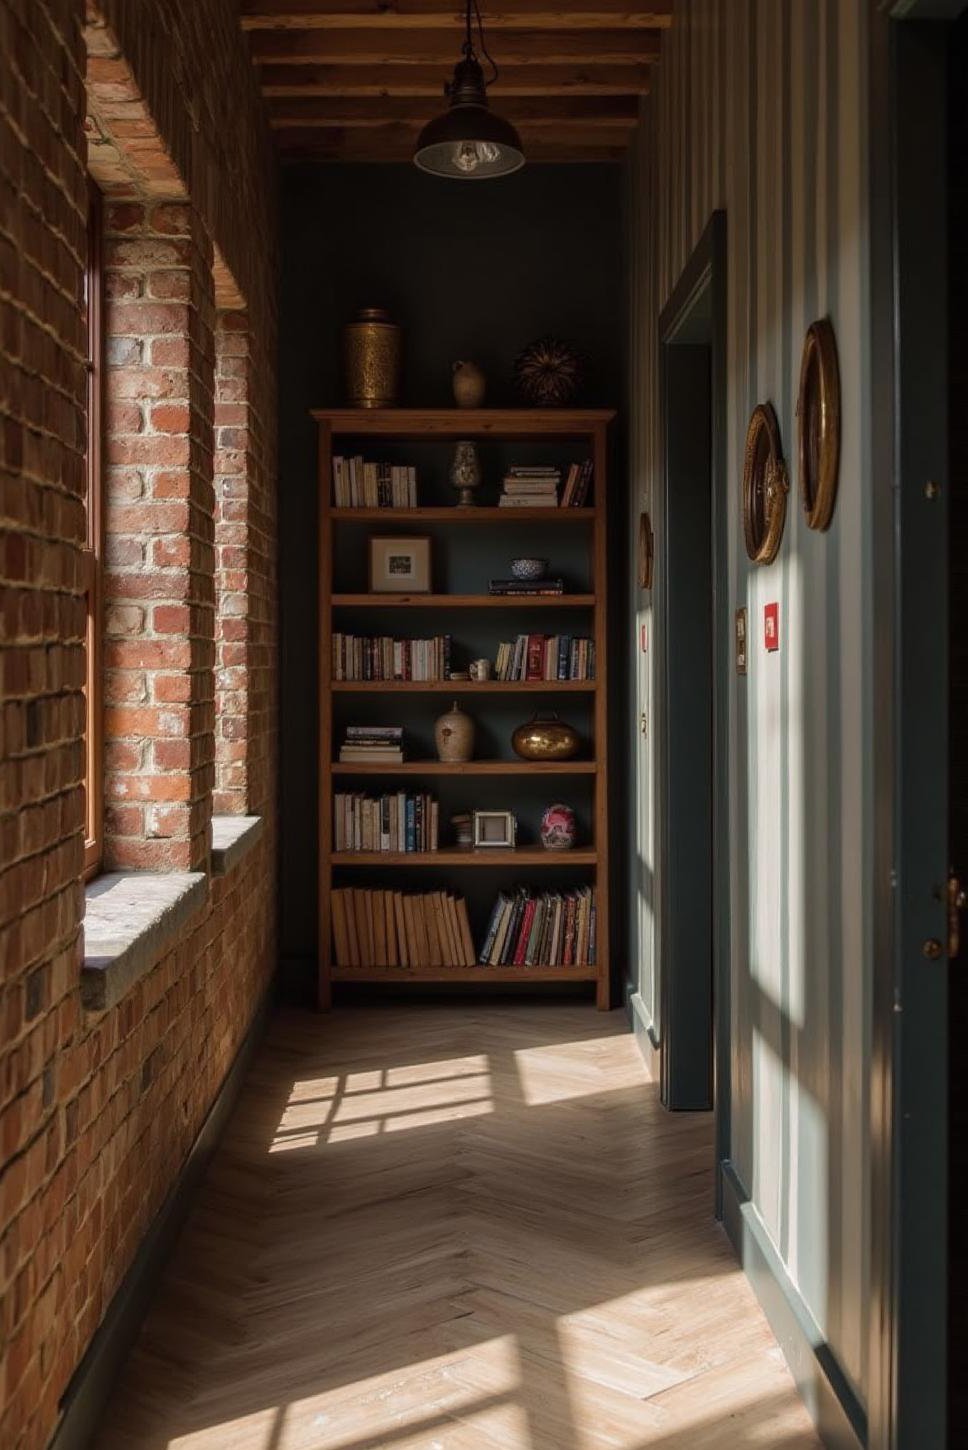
[
  {"x1": 334, "y1": 792, "x2": 438, "y2": 852},
  {"x1": 494, "y1": 634, "x2": 595, "y2": 681},
  {"x1": 560, "y1": 460, "x2": 593, "y2": 507},
  {"x1": 338, "y1": 726, "x2": 404, "y2": 764},
  {"x1": 498, "y1": 466, "x2": 561, "y2": 508},
  {"x1": 479, "y1": 886, "x2": 596, "y2": 968},
  {"x1": 488, "y1": 576, "x2": 565, "y2": 597},
  {"x1": 332, "y1": 633, "x2": 452, "y2": 681},
  {"x1": 331, "y1": 888, "x2": 476, "y2": 968},
  {"x1": 332, "y1": 455, "x2": 417, "y2": 508}
]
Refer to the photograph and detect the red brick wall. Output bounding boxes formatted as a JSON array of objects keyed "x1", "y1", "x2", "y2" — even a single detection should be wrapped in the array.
[
  {"x1": 102, "y1": 198, "x2": 216, "y2": 871},
  {"x1": 214, "y1": 311, "x2": 252, "y2": 814},
  {"x1": 0, "y1": 2, "x2": 277, "y2": 1445}
]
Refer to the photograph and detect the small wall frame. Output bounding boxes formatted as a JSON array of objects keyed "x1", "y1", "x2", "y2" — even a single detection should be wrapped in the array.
[
  {"x1": 796, "y1": 318, "x2": 841, "y2": 531},
  {"x1": 742, "y1": 402, "x2": 789, "y2": 566},
  {"x1": 472, "y1": 810, "x2": 517, "y2": 849}
]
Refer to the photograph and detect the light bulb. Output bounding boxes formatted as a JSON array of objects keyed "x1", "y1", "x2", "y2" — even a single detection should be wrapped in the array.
[{"x1": 454, "y1": 142, "x2": 480, "y2": 173}]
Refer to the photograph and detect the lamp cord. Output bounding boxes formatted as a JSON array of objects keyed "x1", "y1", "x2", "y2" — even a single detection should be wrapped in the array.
[{"x1": 462, "y1": 0, "x2": 499, "y2": 87}]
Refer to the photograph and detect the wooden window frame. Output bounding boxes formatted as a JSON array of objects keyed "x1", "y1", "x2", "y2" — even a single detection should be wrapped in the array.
[{"x1": 84, "y1": 183, "x2": 104, "y2": 880}]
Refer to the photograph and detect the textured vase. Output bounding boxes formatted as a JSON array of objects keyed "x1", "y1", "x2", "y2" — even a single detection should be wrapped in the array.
[
  {"x1": 511, "y1": 713, "x2": 579, "y2": 761},
  {"x1": 449, "y1": 440, "x2": 482, "y2": 507},
  {"x1": 540, "y1": 802, "x2": 577, "y2": 850},
  {"x1": 452, "y1": 360, "x2": 486, "y2": 409},
  {"x1": 343, "y1": 307, "x2": 401, "y2": 409},
  {"x1": 435, "y1": 702, "x2": 475, "y2": 762}
]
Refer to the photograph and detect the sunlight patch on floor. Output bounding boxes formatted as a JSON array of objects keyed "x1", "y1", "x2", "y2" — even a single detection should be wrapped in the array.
[{"x1": 270, "y1": 1065, "x2": 494, "y2": 1151}]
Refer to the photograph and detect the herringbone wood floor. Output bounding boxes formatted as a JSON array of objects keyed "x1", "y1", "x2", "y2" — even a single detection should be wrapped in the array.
[{"x1": 93, "y1": 1003, "x2": 821, "y2": 1449}]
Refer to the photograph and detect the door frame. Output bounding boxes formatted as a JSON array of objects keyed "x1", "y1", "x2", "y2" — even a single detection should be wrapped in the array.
[
  {"x1": 655, "y1": 213, "x2": 729, "y2": 1159},
  {"x1": 868, "y1": 8, "x2": 953, "y2": 1448}
]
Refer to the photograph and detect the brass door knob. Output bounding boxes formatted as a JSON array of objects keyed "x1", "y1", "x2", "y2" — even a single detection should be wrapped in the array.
[{"x1": 922, "y1": 938, "x2": 944, "y2": 961}]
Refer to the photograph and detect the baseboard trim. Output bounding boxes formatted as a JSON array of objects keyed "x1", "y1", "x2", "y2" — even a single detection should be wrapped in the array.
[
  {"x1": 627, "y1": 988, "x2": 660, "y2": 1080},
  {"x1": 50, "y1": 984, "x2": 276, "y2": 1450},
  {"x1": 720, "y1": 1160, "x2": 868, "y2": 1450}
]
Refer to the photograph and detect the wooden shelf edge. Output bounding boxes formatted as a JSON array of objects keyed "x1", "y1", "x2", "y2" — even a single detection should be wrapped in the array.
[
  {"x1": 330, "y1": 680, "x2": 596, "y2": 692},
  {"x1": 331, "y1": 966, "x2": 599, "y2": 983},
  {"x1": 332, "y1": 760, "x2": 597, "y2": 774},
  {"x1": 332, "y1": 593, "x2": 597, "y2": 607},
  {"x1": 329, "y1": 849, "x2": 598, "y2": 866},
  {"x1": 330, "y1": 507, "x2": 595, "y2": 522},
  {"x1": 312, "y1": 408, "x2": 617, "y2": 437}
]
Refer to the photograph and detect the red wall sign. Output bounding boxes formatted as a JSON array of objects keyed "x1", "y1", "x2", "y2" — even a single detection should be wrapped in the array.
[{"x1": 764, "y1": 601, "x2": 780, "y2": 652}]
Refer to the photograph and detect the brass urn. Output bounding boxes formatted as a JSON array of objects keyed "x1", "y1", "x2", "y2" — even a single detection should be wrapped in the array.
[
  {"x1": 343, "y1": 307, "x2": 402, "y2": 409},
  {"x1": 511, "y1": 712, "x2": 579, "y2": 762}
]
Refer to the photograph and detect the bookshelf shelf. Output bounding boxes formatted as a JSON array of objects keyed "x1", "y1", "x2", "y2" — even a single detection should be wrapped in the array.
[
  {"x1": 331, "y1": 680, "x2": 596, "y2": 693},
  {"x1": 317, "y1": 407, "x2": 613, "y2": 1010},
  {"x1": 332, "y1": 966, "x2": 598, "y2": 983},
  {"x1": 332, "y1": 760, "x2": 597, "y2": 776},
  {"x1": 332, "y1": 507, "x2": 594, "y2": 523},
  {"x1": 332, "y1": 593, "x2": 596, "y2": 608},
  {"x1": 331, "y1": 848, "x2": 598, "y2": 867}
]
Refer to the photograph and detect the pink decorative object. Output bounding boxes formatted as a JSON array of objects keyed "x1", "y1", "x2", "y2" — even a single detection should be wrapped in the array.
[{"x1": 540, "y1": 802, "x2": 576, "y2": 851}]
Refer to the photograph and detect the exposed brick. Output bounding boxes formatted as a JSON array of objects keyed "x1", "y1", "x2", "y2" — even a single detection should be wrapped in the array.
[{"x1": 0, "y1": 2, "x2": 277, "y2": 1446}]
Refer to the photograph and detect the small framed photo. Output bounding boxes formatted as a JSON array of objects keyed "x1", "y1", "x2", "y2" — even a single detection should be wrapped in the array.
[
  {"x1": 472, "y1": 810, "x2": 517, "y2": 849},
  {"x1": 735, "y1": 607, "x2": 748, "y2": 675},
  {"x1": 369, "y1": 536, "x2": 432, "y2": 593}
]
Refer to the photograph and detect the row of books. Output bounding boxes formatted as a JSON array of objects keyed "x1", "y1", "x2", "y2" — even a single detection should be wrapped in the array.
[
  {"x1": 331, "y1": 888, "x2": 476, "y2": 968},
  {"x1": 488, "y1": 577, "x2": 566, "y2": 597},
  {"x1": 497, "y1": 462, "x2": 593, "y2": 509},
  {"x1": 332, "y1": 456, "x2": 418, "y2": 509},
  {"x1": 561, "y1": 460, "x2": 594, "y2": 508},
  {"x1": 495, "y1": 635, "x2": 595, "y2": 682},
  {"x1": 332, "y1": 634, "x2": 452, "y2": 682},
  {"x1": 334, "y1": 792, "x2": 438, "y2": 853},
  {"x1": 480, "y1": 886, "x2": 597, "y2": 967},
  {"x1": 338, "y1": 726, "x2": 404, "y2": 764}
]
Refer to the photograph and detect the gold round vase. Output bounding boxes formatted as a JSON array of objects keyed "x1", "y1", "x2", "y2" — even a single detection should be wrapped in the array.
[
  {"x1": 511, "y1": 712, "x2": 579, "y2": 762},
  {"x1": 343, "y1": 307, "x2": 402, "y2": 409}
]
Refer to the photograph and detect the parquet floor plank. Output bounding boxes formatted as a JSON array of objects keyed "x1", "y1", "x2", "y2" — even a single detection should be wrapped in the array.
[{"x1": 92, "y1": 1003, "x2": 821, "y2": 1450}]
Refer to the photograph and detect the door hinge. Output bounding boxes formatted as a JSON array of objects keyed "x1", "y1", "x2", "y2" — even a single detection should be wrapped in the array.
[{"x1": 949, "y1": 873, "x2": 966, "y2": 959}]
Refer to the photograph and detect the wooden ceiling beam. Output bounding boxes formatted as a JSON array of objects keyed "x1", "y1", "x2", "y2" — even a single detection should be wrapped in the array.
[
  {"x1": 241, "y1": 0, "x2": 671, "y2": 29},
  {"x1": 259, "y1": 62, "x2": 651, "y2": 94},
  {"x1": 267, "y1": 94, "x2": 639, "y2": 125},
  {"x1": 249, "y1": 28, "x2": 661, "y2": 63}
]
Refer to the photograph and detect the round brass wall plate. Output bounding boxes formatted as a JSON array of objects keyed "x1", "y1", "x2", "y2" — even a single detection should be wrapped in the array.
[
  {"x1": 742, "y1": 402, "x2": 789, "y2": 565},
  {"x1": 637, "y1": 510, "x2": 654, "y2": 589},
  {"x1": 796, "y1": 317, "x2": 841, "y2": 531}
]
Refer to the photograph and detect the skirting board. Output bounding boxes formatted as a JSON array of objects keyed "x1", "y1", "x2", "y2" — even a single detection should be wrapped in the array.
[
  {"x1": 49, "y1": 984, "x2": 276, "y2": 1450},
  {"x1": 720, "y1": 1160, "x2": 868, "y2": 1450},
  {"x1": 627, "y1": 987, "x2": 661, "y2": 1081}
]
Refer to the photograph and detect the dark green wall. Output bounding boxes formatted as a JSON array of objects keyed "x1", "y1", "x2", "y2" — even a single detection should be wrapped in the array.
[{"x1": 278, "y1": 162, "x2": 626, "y2": 974}]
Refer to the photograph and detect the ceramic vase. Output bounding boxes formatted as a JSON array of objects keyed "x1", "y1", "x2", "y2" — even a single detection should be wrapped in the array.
[
  {"x1": 452, "y1": 360, "x2": 486, "y2": 409},
  {"x1": 435, "y1": 701, "x2": 475, "y2": 762},
  {"x1": 449, "y1": 440, "x2": 482, "y2": 507},
  {"x1": 540, "y1": 802, "x2": 577, "y2": 851}
]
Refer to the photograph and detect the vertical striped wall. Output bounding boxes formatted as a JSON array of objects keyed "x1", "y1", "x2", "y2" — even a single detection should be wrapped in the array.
[{"x1": 626, "y1": 0, "x2": 872, "y2": 1406}]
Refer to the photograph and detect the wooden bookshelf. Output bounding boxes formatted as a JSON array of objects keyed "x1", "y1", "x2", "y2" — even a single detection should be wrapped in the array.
[{"x1": 316, "y1": 407, "x2": 613, "y2": 1009}]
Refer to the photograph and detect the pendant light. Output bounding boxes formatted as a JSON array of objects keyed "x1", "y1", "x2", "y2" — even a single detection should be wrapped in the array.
[{"x1": 413, "y1": 0, "x2": 524, "y2": 180}]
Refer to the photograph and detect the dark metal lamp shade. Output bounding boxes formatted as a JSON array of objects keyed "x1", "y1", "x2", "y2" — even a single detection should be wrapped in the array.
[{"x1": 414, "y1": 55, "x2": 524, "y2": 179}]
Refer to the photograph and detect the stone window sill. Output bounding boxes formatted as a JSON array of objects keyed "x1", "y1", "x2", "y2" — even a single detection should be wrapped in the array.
[
  {"x1": 82, "y1": 872, "x2": 207, "y2": 1012},
  {"x1": 211, "y1": 815, "x2": 263, "y2": 876}
]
